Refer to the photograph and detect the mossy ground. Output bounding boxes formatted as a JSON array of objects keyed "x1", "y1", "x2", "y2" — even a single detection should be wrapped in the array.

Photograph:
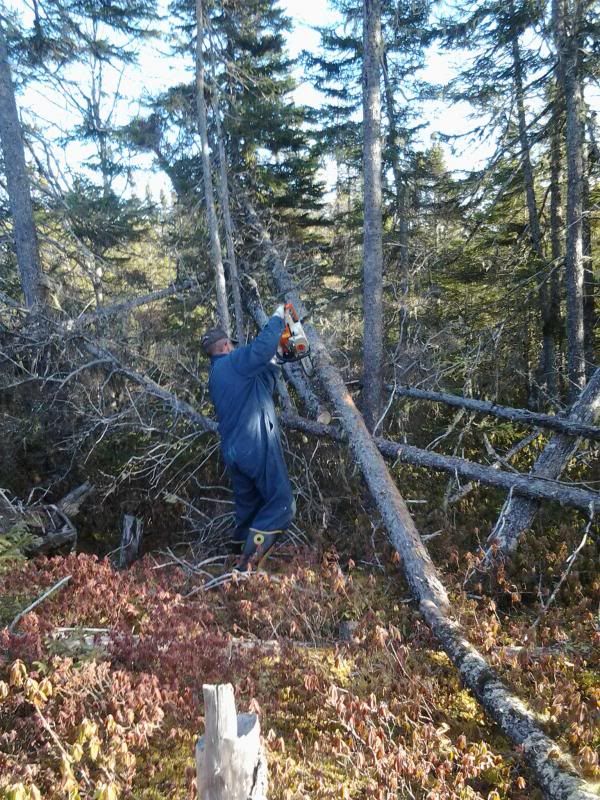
[{"x1": 0, "y1": 541, "x2": 597, "y2": 799}]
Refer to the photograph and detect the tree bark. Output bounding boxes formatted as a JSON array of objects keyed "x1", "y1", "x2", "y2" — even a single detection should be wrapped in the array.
[
  {"x1": 392, "y1": 384, "x2": 600, "y2": 439},
  {"x1": 195, "y1": 0, "x2": 231, "y2": 334},
  {"x1": 381, "y1": 48, "x2": 408, "y2": 273},
  {"x1": 213, "y1": 96, "x2": 244, "y2": 342},
  {"x1": 362, "y1": 0, "x2": 384, "y2": 431},
  {"x1": 582, "y1": 112, "x2": 596, "y2": 379},
  {"x1": 549, "y1": 84, "x2": 564, "y2": 401},
  {"x1": 557, "y1": 0, "x2": 586, "y2": 398},
  {"x1": 486, "y1": 366, "x2": 600, "y2": 557},
  {"x1": 0, "y1": 21, "x2": 45, "y2": 309}
]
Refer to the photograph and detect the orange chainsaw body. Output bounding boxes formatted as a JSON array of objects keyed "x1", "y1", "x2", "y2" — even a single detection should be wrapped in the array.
[{"x1": 277, "y1": 303, "x2": 311, "y2": 364}]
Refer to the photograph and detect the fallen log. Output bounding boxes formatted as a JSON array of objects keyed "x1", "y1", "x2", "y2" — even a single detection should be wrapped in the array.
[
  {"x1": 486, "y1": 367, "x2": 600, "y2": 559},
  {"x1": 393, "y1": 384, "x2": 600, "y2": 440},
  {"x1": 0, "y1": 483, "x2": 93, "y2": 557},
  {"x1": 242, "y1": 198, "x2": 597, "y2": 800},
  {"x1": 280, "y1": 413, "x2": 600, "y2": 513}
]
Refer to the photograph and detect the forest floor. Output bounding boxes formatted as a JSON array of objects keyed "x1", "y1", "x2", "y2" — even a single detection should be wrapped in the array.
[{"x1": 0, "y1": 532, "x2": 598, "y2": 800}]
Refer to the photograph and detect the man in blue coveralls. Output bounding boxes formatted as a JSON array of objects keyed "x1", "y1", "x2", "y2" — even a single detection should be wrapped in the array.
[{"x1": 202, "y1": 305, "x2": 296, "y2": 571}]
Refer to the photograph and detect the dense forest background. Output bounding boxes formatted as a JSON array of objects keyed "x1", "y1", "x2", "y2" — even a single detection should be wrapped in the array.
[{"x1": 0, "y1": 0, "x2": 598, "y2": 798}]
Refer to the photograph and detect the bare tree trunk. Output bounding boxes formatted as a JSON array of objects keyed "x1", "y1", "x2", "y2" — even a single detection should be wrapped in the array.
[
  {"x1": 195, "y1": 0, "x2": 231, "y2": 334},
  {"x1": 557, "y1": 0, "x2": 586, "y2": 398},
  {"x1": 549, "y1": 88, "x2": 564, "y2": 401},
  {"x1": 362, "y1": 0, "x2": 384, "y2": 431},
  {"x1": 486, "y1": 366, "x2": 600, "y2": 558},
  {"x1": 381, "y1": 49, "x2": 408, "y2": 274},
  {"x1": 212, "y1": 91, "x2": 244, "y2": 342},
  {"x1": 582, "y1": 111, "x2": 596, "y2": 378},
  {"x1": 0, "y1": 21, "x2": 45, "y2": 309}
]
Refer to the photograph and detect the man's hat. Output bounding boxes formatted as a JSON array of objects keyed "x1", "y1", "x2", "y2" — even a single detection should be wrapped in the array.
[{"x1": 201, "y1": 327, "x2": 236, "y2": 354}]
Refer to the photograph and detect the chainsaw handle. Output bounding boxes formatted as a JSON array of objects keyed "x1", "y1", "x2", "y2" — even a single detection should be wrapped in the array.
[{"x1": 284, "y1": 302, "x2": 300, "y2": 323}]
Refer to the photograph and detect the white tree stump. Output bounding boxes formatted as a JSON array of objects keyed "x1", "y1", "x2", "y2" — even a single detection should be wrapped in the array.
[
  {"x1": 119, "y1": 514, "x2": 143, "y2": 568},
  {"x1": 196, "y1": 683, "x2": 267, "y2": 800}
]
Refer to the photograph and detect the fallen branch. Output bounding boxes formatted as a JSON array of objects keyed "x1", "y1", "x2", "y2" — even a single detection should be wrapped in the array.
[
  {"x1": 447, "y1": 432, "x2": 540, "y2": 505},
  {"x1": 67, "y1": 279, "x2": 200, "y2": 330},
  {"x1": 9, "y1": 575, "x2": 72, "y2": 634},
  {"x1": 486, "y1": 367, "x2": 600, "y2": 559},
  {"x1": 280, "y1": 413, "x2": 600, "y2": 514},
  {"x1": 393, "y1": 384, "x2": 600, "y2": 440}
]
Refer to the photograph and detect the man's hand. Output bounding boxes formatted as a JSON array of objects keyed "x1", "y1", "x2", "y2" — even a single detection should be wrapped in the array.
[{"x1": 273, "y1": 304, "x2": 285, "y2": 319}]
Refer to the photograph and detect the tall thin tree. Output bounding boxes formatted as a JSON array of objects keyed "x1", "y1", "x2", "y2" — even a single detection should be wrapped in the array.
[
  {"x1": 0, "y1": 19, "x2": 45, "y2": 309},
  {"x1": 557, "y1": 0, "x2": 586, "y2": 398},
  {"x1": 362, "y1": 0, "x2": 384, "y2": 431},
  {"x1": 195, "y1": 0, "x2": 231, "y2": 333}
]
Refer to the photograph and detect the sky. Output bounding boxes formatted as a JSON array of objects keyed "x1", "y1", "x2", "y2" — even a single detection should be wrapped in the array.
[
  {"x1": 8, "y1": 0, "x2": 494, "y2": 202},
  {"x1": 280, "y1": 0, "x2": 494, "y2": 181}
]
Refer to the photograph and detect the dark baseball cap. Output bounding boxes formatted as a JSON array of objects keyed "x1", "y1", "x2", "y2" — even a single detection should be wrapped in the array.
[{"x1": 201, "y1": 327, "x2": 237, "y2": 354}]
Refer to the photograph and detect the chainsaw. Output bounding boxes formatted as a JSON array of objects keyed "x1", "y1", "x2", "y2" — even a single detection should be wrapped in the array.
[{"x1": 276, "y1": 302, "x2": 314, "y2": 376}]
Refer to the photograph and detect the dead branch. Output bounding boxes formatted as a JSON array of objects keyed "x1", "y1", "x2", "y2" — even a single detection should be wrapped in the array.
[
  {"x1": 393, "y1": 384, "x2": 600, "y2": 440},
  {"x1": 485, "y1": 368, "x2": 600, "y2": 559},
  {"x1": 9, "y1": 574, "x2": 72, "y2": 633}
]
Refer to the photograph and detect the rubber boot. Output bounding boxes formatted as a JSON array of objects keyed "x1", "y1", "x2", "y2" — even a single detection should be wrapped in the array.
[
  {"x1": 228, "y1": 527, "x2": 248, "y2": 557},
  {"x1": 236, "y1": 528, "x2": 283, "y2": 572}
]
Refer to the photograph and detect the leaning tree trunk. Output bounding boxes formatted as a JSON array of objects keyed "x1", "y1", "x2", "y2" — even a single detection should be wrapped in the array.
[
  {"x1": 486, "y1": 366, "x2": 600, "y2": 559},
  {"x1": 0, "y1": 21, "x2": 45, "y2": 309},
  {"x1": 195, "y1": 0, "x2": 231, "y2": 334},
  {"x1": 362, "y1": 0, "x2": 384, "y2": 431},
  {"x1": 241, "y1": 199, "x2": 596, "y2": 800},
  {"x1": 557, "y1": 0, "x2": 586, "y2": 398}
]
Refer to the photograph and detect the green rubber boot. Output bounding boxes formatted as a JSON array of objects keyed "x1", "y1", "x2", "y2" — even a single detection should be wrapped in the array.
[{"x1": 236, "y1": 528, "x2": 283, "y2": 572}]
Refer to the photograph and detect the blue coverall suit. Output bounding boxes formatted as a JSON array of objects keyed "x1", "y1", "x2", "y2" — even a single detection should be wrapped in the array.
[{"x1": 209, "y1": 315, "x2": 296, "y2": 561}]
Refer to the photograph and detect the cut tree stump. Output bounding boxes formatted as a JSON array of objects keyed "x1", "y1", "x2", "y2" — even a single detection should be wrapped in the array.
[
  {"x1": 119, "y1": 514, "x2": 143, "y2": 568},
  {"x1": 196, "y1": 683, "x2": 267, "y2": 800}
]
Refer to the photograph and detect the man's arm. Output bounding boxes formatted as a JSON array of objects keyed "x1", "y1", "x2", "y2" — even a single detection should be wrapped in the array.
[{"x1": 229, "y1": 314, "x2": 284, "y2": 377}]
